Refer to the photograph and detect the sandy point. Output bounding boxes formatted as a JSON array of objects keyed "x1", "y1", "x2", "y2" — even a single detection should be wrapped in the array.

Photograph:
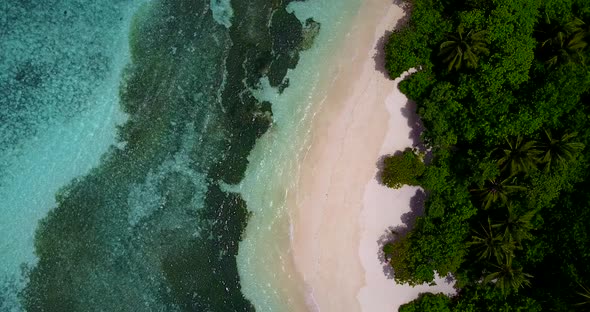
[{"x1": 289, "y1": 0, "x2": 455, "y2": 311}]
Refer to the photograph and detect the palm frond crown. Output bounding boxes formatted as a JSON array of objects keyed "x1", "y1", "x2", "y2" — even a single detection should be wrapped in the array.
[{"x1": 439, "y1": 28, "x2": 489, "y2": 72}]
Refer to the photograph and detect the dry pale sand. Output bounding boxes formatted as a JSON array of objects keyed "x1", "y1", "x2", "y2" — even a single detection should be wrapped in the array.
[
  {"x1": 290, "y1": 0, "x2": 455, "y2": 311},
  {"x1": 356, "y1": 72, "x2": 456, "y2": 311}
]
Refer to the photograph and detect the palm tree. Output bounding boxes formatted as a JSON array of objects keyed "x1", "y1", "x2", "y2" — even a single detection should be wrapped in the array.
[
  {"x1": 492, "y1": 204, "x2": 535, "y2": 245},
  {"x1": 574, "y1": 282, "x2": 590, "y2": 308},
  {"x1": 439, "y1": 28, "x2": 489, "y2": 72},
  {"x1": 545, "y1": 31, "x2": 588, "y2": 67},
  {"x1": 537, "y1": 130, "x2": 585, "y2": 171},
  {"x1": 471, "y1": 177, "x2": 526, "y2": 210},
  {"x1": 496, "y1": 136, "x2": 541, "y2": 175},
  {"x1": 538, "y1": 16, "x2": 588, "y2": 67},
  {"x1": 468, "y1": 219, "x2": 515, "y2": 264},
  {"x1": 540, "y1": 17, "x2": 585, "y2": 47},
  {"x1": 484, "y1": 258, "x2": 532, "y2": 294}
]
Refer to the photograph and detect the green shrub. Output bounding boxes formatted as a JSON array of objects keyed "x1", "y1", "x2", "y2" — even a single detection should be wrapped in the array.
[
  {"x1": 398, "y1": 70, "x2": 436, "y2": 101},
  {"x1": 381, "y1": 148, "x2": 425, "y2": 189},
  {"x1": 398, "y1": 293, "x2": 452, "y2": 312}
]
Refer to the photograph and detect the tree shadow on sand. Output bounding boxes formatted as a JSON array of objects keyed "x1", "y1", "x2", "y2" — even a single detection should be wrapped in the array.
[
  {"x1": 400, "y1": 100, "x2": 433, "y2": 164},
  {"x1": 372, "y1": 0, "x2": 412, "y2": 79},
  {"x1": 374, "y1": 98, "x2": 430, "y2": 185},
  {"x1": 377, "y1": 188, "x2": 427, "y2": 279},
  {"x1": 401, "y1": 100, "x2": 424, "y2": 150}
]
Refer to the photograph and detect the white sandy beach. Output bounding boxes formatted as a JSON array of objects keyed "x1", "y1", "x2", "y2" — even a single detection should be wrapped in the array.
[{"x1": 290, "y1": 0, "x2": 455, "y2": 311}]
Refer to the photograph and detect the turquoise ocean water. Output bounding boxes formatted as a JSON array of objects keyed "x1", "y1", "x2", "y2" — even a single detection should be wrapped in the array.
[{"x1": 0, "y1": 0, "x2": 358, "y2": 310}]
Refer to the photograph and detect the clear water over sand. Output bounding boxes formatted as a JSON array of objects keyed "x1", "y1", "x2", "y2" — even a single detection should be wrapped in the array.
[
  {"x1": 0, "y1": 0, "x2": 365, "y2": 310},
  {"x1": 235, "y1": 0, "x2": 361, "y2": 310},
  {"x1": 0, "y1": 1, "x2": 142, "y2": 309}
]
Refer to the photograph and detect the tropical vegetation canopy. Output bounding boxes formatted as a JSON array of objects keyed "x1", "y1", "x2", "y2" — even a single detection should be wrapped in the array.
[{"x1": 382, "y1": 0, "x2": 590, "y2": 310}]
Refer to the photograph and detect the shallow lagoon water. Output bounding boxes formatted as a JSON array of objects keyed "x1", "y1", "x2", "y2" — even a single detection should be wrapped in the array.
[
  {"x1": 1, "y1": 0, "x2": 361, "y2": 310},
  {"x1": 0, "y1": 1, "x2": 142, "y2": 309},
  {"x1": 235, "y1": 0, "x2": 361, "y2": 310}
]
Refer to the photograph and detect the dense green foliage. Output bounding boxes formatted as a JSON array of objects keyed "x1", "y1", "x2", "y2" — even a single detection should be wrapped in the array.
[
  {"x1": 383, "y1": 0, "x2": 590, "y2": 310},
  {"x1": 381, "y1": 148, "x2": 425, "y2": 188},
  {"x1": 399, "y1": 293, "x2": 452, "y2": 312}
]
